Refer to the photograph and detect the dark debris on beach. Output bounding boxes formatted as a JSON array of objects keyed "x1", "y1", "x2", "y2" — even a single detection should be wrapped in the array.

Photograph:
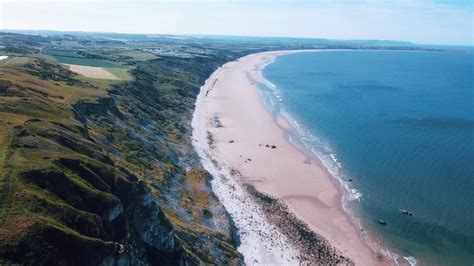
[{"x1": 244, "y1": 185, "x2": 354, "y2": 265}]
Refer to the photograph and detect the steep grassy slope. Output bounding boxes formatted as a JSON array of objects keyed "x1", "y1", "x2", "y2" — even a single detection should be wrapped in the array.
[
  {"x1": 0, "y1": 34, "x2": 245, "y2": 265},
  {"x1": 0, "y1": 57, "x2": 121, "y2": 264}
]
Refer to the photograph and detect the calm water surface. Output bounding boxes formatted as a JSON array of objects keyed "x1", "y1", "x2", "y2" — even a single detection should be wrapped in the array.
[{"x1": 261, "y1": 50, "x2": 474, "y2": 265}]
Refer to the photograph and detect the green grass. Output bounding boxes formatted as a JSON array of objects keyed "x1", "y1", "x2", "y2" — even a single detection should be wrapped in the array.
[
  {"x1": 0, "y1": 33, "x2": 248, "y2": 264},
  {"x1": 118, "y1": 51, "x2": 157, "y2": 61},
  {"x1": 105, "y1": 67, "x2": 131, "y2": 80},
  {"x1": 0, "y1": 122, "x2": 10, "y2": 187},
  {"x1": 0, "y1": 56, "x2": 32, "y2": 68},
  {"x1": 46, "y1": 48, "x2": 123, "y2": 68},
  {"x1": 44, "y1": 49, "x2": 78, "y2": 57}
]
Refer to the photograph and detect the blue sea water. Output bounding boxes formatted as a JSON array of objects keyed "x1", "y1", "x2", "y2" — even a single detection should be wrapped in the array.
[{"x1": 261, "y1": 50, "x2": 474, "y2": 265}]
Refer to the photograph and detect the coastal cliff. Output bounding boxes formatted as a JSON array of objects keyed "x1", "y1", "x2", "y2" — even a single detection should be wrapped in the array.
[{"x1": 0, "y1": 32, "x2": 248, "y2": 265}]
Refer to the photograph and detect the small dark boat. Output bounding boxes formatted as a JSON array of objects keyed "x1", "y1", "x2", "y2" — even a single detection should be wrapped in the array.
[{"x1": 378, "y1": 220, "x2": 387, "y2": 225}]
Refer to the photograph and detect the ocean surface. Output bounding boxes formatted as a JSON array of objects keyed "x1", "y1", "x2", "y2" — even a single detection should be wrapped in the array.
[{"x1": 260, "y1": 50, "x2": 474, "y2": 265}]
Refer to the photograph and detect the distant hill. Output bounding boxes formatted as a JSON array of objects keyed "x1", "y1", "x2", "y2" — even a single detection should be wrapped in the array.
[{"x1": 2, "y1": 29, "x2": 416, "y2": 47}]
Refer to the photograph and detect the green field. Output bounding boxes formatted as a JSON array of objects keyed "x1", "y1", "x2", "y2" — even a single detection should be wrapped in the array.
[
  {"x1": 106, "y1": 67, "x2": 131, "y2": 80},
  {"x1": 46, "y1": 48, "x2": 124, "y2": 68}
]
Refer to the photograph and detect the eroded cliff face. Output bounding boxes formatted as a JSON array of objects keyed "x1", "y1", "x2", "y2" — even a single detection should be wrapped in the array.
[
  {"x1": 0, "y1": 34, "x2": 244, "y2": 265},
  {"x1": 72, "y1": 56, "x2": 244, "y2": 264}
]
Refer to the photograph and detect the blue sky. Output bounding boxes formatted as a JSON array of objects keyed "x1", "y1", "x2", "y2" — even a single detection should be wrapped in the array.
[{"x1": 0, "y1": 0, "x2": 472, "y2": 45}]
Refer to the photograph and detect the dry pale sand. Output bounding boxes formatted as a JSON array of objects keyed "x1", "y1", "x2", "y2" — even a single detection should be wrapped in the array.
[
  {"x1": 197, "y1": 50, "x2": 387, "y2": 265},
  {"x1": 65, "y1": 64, "x2": 120, "y2": 80}
]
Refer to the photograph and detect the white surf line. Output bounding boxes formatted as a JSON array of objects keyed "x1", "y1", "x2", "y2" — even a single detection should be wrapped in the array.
[{"x1": 192, "y1": 65, "x2": 301, "y2": 265}]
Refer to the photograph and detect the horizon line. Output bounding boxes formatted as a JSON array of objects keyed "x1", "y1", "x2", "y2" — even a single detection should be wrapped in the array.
[{"x1": 2, "y1": 28, "x2": 473, "y2": 47}]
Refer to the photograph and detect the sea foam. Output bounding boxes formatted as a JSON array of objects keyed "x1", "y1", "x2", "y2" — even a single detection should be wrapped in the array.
[
  {"x1": 404, "y1": 256, "x2": 418, "y2": 266},
  {"x1": 258, "y1": 62, "x2": 363, "y2": 206}
]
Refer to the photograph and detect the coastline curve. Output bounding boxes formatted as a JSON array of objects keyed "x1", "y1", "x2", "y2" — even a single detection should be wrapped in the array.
[{"x1": 192, "y1": 50, "x2": 390, "y2": 265}]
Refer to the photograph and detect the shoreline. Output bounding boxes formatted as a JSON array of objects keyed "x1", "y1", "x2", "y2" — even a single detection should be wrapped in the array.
[{"x1": 192, "y1": 50, "x2": 388, "y2": 265}]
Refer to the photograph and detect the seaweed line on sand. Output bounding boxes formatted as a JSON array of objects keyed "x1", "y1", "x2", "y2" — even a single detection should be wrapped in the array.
[{"x1": 194, "y1": 132, "x2": 354, "y2": 265}]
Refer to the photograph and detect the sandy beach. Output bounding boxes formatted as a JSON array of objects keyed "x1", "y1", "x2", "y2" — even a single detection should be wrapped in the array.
[{"x1": 192, "y1": 50, "x2": 386, "y2": 265}]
